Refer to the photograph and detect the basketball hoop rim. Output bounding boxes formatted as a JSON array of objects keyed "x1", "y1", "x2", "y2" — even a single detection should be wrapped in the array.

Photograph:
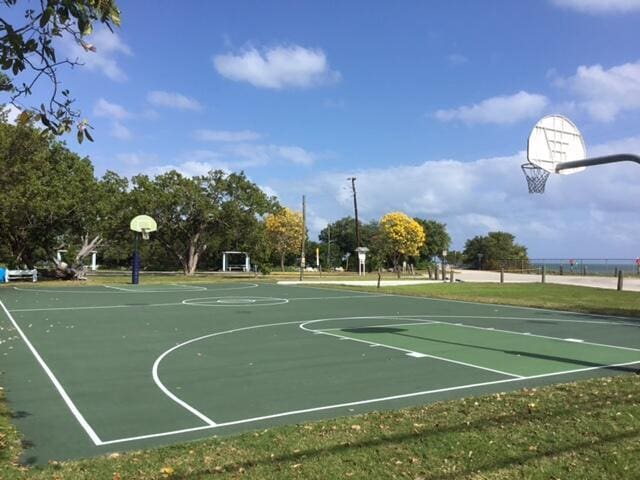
[{"x1": 521, "y1": 162, "x2": 550, "y2": 194}]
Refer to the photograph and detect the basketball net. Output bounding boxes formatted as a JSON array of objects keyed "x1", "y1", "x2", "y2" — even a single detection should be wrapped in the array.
[
  {"x1": 141, "y1": 228, "x2": 150, "y2": 240},
  {"x1": 521, "y1": 163, "x2": 550, "y2": 194}
]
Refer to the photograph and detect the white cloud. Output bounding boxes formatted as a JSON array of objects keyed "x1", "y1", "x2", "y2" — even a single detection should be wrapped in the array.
[
  {"x1": 213, "y1": 45, "x2": 341, "y2": 89},
  {"x1": 554, "y1": 61, "x2": 640, "y2": 122},
  {"x1": 272, "y1": 146, "x2": 315, "y2": 166},
  {"x1": 259, "y1": 184, "x2": 279, "y2": 199},
  {"x1": 146, "y1": 160, "x2": 230, "y2": 178},
  {"x1": 63, "y1": 27, "x2": 132, "y2": 82},
  {"x1": 447, "y1": 54, "x2": 469, "y2": 66},
  {"x1": 111, "y1": 122, "x2": 132, "y2": 140},
  {"x1": 224, "y1": 144, "x2": 315, "y2": 167},
  {"x1": 195, "y1": 129, "x2": 262, "y2": 142},
  {"x1": 143, "y1": 142, "x2": 316, "y2": 180},
  {"x1": 550, "y1": 0, "x2": 640, "y2": 14},
  {"x1": 434, "y1": 91, "x2": 549, "y2": 124},
  {"x1": 116, "y1": 152, "x2": 158, "y2": 166},
  {"x1": 269, "y1": 135, "x2": 640, "y2": 257},
  {"x1": 93, "y1": 98, "x2": 131, "y2": 120},
  {"x1": 2, "y1": 104, "x2": 21, "y2": 124},
  {"x1": 147, "y1": 91, "x2": 203, "y2": 111},
  {"x1": 588, "y1": 134, "x2": 640, "y2": 156}
]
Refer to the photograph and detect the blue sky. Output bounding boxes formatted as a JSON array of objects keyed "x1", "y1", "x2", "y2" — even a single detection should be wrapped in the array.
[{"x1": 5, "y1": 0, "x2": 640, "y2": 258}]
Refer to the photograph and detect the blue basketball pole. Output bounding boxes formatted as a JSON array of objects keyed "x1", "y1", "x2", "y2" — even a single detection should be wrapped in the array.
[{"x1": 132, "y1": 233, "x2": 141, "y2": 285}]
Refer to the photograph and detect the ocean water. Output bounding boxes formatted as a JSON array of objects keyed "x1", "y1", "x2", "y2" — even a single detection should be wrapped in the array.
[{"x1": 530, "y1": 260, "x2": 640, "y2": 275}]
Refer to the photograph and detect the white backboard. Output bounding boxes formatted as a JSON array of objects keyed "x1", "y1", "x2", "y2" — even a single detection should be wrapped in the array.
[
  {"x1": 130, "y1": 214, "x2": 158, "y2": 233},
  {"x1": 527, "y1": 115, "x2": 586, "y2": 175}
]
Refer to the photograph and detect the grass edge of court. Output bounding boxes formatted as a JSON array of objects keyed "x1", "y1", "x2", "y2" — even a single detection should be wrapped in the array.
[{"x1": 1, "y1": 374, "x2": 639, "y2": 479}]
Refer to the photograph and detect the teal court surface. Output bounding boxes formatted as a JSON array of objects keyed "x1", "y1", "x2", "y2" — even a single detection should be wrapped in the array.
[{"x1": 1, "y1": 281, "x2": 639, "y2": 464}]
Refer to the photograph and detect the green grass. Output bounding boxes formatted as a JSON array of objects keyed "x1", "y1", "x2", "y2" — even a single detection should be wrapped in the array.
[
  {"x1": 1, "y1": 277, "x2": 640, "y2": 478},
  {"x1": 347, "y1": 282, "x2": 640, "y2": 318},
  {"x1": 1, "y1": 375, "x2": 638, "y2": 479}
]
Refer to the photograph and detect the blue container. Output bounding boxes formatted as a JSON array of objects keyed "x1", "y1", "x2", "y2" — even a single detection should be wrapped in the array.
[{"x1": 0, "y1": 267, "x2": 6, "y2": 283}]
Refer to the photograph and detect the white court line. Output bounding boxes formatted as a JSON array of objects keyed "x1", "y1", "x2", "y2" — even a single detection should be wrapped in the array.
[
  {"x1": 300, "y1": 318, "x2": 523, "y2": 378},
  {"x1": 8, "y1": 294, "x2": 387, "y2": 313},
  {"x1": 173, "y1": 283, "x2": 259, "y2": 292},
  {"x1": 99, "y1": 358, "x2": 640, "y2": 446},
  {"x1": 10, "y1": 302, "x2": 183, "y2": 312},
  {"x1": 12, "y1": 282, "x2": 259, "y2": 294},
  {"x1": 104, "y1": 285, "x2": 208, "y2": 293},
  {"x1": 318, "y1": 316, "x2": 640, "y2": 356},
  {"x1": 151, "y1": 320, "x2": 305, "y2": 427},
  {"x1": 0, "y1": 299, "x2": 103, "y2": 445},
  {"x1": 364, "y1": 315, "x2": 640, "y2": 354},
  {"x1": 13, "y1": 287, "x2": 119, "y2": 294},
  {"x1": 429, "y1": 319, "x2": 640, "y2": 353},
  {"x1": 318, "y1": 320, "x2": 438, "y2": 332},
  {"x1": 288, "y1": 294, "x2": 390, "y2": 301}
]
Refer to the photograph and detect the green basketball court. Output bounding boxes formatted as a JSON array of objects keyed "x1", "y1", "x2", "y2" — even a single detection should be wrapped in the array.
[{"x1": 1, "y1": 282, "x2": 638, "y2": 464}]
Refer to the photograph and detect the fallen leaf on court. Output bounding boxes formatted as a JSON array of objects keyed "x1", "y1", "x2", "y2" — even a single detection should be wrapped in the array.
[
  {"x1": 160, "y1": 466, "x2": 175, "y2": 477},
  {"x1": 351, "y1": 424, "x2": 361, "y2": 431}
]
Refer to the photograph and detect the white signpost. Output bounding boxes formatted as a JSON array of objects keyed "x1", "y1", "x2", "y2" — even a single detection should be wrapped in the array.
[{"x1": 355, "y1": 247, "x2": 370, "y2": 276}]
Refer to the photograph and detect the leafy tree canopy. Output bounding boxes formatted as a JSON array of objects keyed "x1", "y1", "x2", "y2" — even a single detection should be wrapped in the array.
[
  {"x1": 413, "y1": 218, "x2": 452, "y2": 261},
  {"x1": 462, "y1": 231, "x2": 529, "y2": 270},
  {"x1": 131, "y1": 170, "x2": 277, "y2": 275},
  {"x1": 265, "y1": 207, "x2": 304, "y2": 271},
  {"x1": 379, "y1": 212, "x2": 425, "y2": 271},
  {"x1": 1, "y1": 0, "x2": 121, "y2": 141},
  {"x1": 318, "y1": 217, "x2": 378, "y2": 255},
  {"x1": 0, "y1": 122, "x2": 96, "y2": 267}
]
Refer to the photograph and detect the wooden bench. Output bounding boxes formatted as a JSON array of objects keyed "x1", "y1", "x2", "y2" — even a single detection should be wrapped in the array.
[{"x1": 6, "y1": 269, "x2": 38, "y2": 282}]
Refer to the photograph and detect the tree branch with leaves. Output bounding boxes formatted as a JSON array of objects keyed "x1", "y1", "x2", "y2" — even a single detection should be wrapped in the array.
[{"x1": 1, "y1": 0, "x2": 121, "y2": 141}]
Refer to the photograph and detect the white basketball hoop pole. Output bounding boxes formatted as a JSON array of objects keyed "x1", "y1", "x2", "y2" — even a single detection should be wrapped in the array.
[{"x1": 555, "y1": 153, "x2": 640, "y2": 172}]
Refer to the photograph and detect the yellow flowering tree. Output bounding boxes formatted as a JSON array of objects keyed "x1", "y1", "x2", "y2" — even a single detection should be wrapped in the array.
[
  {"x1": 265, "y1": 208, "x2": 304, "y2": 271},
  {"x1": 379, "y1": 212, "x2": 426, "y2": 275}
]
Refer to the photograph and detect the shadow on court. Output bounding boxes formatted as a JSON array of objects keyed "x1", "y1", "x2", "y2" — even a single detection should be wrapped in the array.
[{"x1": 340, "y1": 327, "x2": 639, "y2": 374}]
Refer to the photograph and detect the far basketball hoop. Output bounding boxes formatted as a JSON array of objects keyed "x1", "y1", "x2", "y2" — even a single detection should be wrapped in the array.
[{"x1": 130, "y1": 215, "x2": 157, "y2": 284}]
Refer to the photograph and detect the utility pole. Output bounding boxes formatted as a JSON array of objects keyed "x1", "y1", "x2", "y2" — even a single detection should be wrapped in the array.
[
  {"x1": 327, "y1": 224, "x2": 331, "y2": 269},
  {"x1": 348, "y1": 177, "x2": 361, "y2": 248},
  {"x1": 299, "y1": 195, "x2": 306, "y2": 281}
]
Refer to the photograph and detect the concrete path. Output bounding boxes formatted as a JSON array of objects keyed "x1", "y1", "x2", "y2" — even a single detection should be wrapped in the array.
[
  {"x1": 454, "y1": 269, "x2": 640, "y2": 292},
  {"x1": 279, "y1": 270, "x2": 640, "y2": 292}
]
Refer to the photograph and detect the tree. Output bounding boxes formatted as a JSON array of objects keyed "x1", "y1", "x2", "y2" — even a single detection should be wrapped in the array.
[
  {"x1": 131, "y1": 170, "x2": 276, "y2": 275},
  {"x1": 1, "y1": 0, "x2": 121, "y2": 140},
  {"x1": 413, "y1": 218, "x2": 451, "y2": 262},
  {"x1": 265, "y1": 208, "x2": 304, "y2": 272},
  {"x1": 90, "y1": 171, "x2": 131, "y2": 267},
  {"x1": 462, "y1": 231, "x2": 529, "y2": 270},
  {"x1": 0, "y1": 122, "x2": 96, "y2": 268},
  {"x1": 378, "y1": 212, "x2": 425, "y2": 276},
  {"x1": 318, "y1": 217, "x2": 378, "y2": 270}
]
